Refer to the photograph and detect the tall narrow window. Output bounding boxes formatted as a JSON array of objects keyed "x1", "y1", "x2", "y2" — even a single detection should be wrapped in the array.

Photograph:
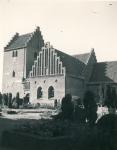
[
  {"x1": 42, "y1": 50, "x2": 44, "y2": 75},
  {"x1": 12, "y1": 51, "x2": 18, "y2": 57},
  {"x1": 16, "y1": 51, "x2": 18, "y2": 57},
  {"x1": 34, "y1": 52, "x2": 37, "y2": 59},
  {"x1": 51, "y1": 51, "x2": 53, "y2": 74},
  {"x1": 37, "y1": 87, "x2": 43, "y2": 99},
  {"x1": 59, "y1": 63, "x2": 61, "y2": 74},
  {"x1": 48, "y1": 86, "x2": 54, "y2": 99},
  {"x1": 56, "y1": 59, "x2": 59, "y2": 74},
  {"x1": 12, "y1": 71, "x2": 15, "y2": 77},
  {"x1": 12, "y1": 51, "x2": 14, "y2": 57},
  {"x1": 40, "y1": 53, "x2": 42, "y2": 75}
]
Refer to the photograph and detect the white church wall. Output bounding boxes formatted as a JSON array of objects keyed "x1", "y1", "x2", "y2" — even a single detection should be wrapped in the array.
[{"x1": 29, "y1": 75, "x2": 65, "y2": 103}]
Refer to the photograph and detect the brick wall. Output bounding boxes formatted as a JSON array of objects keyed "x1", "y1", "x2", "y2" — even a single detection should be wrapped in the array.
[
  {"x1": 65, "y1": 75, "x2": 84, "y2": 99},
  {"x1": 2, "y1": 48, "x2": 25, "y2": 97},
  {"x1": 87, "y1": 84, "x2": 100, "y2": 103},
  {"x1": 29, "y1": 75, "x2": 65, "y2": 102}
]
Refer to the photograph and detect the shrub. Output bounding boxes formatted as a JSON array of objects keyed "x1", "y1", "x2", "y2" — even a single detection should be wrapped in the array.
[
  {"x1": 96, "y1": 114, "x2": 117, "y2": 150},
  {"x1": 83, "y1": 90, "x2": 97, "y2": 127},
  {"x1": 61, "y1": 94, "x2": 74, "y2": 120},
  {"x1": 104, "y1": 86, "x2": 117, "y2": 113}
]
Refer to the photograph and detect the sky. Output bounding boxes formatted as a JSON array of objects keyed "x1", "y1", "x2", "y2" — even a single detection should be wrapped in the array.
[{"x1": 0, "y1": 0, "x2": 117, "y2": 91}]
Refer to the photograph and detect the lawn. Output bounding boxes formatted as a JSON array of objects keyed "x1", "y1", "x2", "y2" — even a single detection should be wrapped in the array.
[{"x1": 0, "y1": 108, "x2": 117, "y2": 150}]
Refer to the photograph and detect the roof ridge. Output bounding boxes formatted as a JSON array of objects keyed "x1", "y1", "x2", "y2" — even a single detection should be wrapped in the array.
[
  {"x1": 19, "y1": 32, "x2": 33, "y2": 37},
  {"x1": 85, "y1": 49, "x2": 94, "y2": 65},
  {"x1": 55, "y1": 49, "x2": 85, "y2": 65},
  {"x1": 54, "y1": 49, "x2": 85, "y2": 77},
  {"x1": 73, "y1": 51, "x2": 91, "y2": 65},
  {"x1": 73, "y1": 52, "x2": 90, "y2": 56},
  {"x1": 98, "y1": 60, "x2": 117, "y2": 63}
]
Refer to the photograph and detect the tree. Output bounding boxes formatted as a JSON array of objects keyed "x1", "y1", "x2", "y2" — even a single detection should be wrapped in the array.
[
  {"x1": 104, "y1": 85, "x2": 111, "y2": 108},
  {"x1": 111, "y1": 87, "x2": 117, "y2": 108},
  {"x1": 61, "y1": 94, "x2": 74, "y2": 120},
  {"x1": 8, "y1": 93, "x2": 12, "y2": 108},
  {"x1": 104, "y1": 86, "x2": 117, "y2": 114},
  {"x1": 2, "y1": 94, "x2": 8, "y2": 106},
  {"x1": 74, "y1": 99, "x2": 86, "y2": 123},
  {"x1": 0, "y1": 92, "x2": 2, "y2": 107},
  {"x1": 83, "y1": 90, "x2": 97, "y2": 127},
  {"x1": 97, "y1": 114, "x2": 117, "y2": 150},
  {"x1": 16, "y1": 92, "x2": 20, "y2": 108}
]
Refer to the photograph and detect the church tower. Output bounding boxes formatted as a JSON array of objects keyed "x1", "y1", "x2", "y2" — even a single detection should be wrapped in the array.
[{"x1": 2, "y1": 27, "x2": 44, "y2": 97}]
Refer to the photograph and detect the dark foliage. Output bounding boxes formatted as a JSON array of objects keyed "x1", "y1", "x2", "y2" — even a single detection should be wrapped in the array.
[
  {"x1": 61, "y1": 94, "x2": 74, "y2": 120},
  {"x1": 111, "y1": 87, "x2": 117, "y2": 108},
  {"x1": 83, "y1": 90, "x2": 97, "y2": 127},
  {"x1": 8, "y1": 93, "x2": 12, "y2": 108},
  {"x1": 7, "y1": 110, "x2": 17, "y2": 114},
  {"x1": 0, "y1": 92, "x2": 2, "y2": 105},
  {"x1": 52, "y1": 94, "x2": 74, "y2": 120},
  {"x1": 96, "y1": 114, "x2": 117, "y2": 150},
  {"x1": 23, "y1": 94, "x2": 29, "y2": 104},
  {"x1": 104, "y1": 86, "x2": 117, "y2": 109},
  {"x1": 2, "y1": 93, "x2": 8, "y2": 106},
  {"x1": 73, "y1": 105, "x2": 86, "y2": 123}
]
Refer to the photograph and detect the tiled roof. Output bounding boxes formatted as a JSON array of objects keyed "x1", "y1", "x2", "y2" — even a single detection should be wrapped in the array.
[
  {"x1": 5, "y1": 33, "x2": 32, "y2": 50},
  {"x1": 73, "y1": 53, "x2": 90, "y2": 64},
  {"x1": 90, "y1": 61, "x2": 117, "y2": 83},
  {"x1": 55, "y1": 49, "x2": 86, "y2": 77}
]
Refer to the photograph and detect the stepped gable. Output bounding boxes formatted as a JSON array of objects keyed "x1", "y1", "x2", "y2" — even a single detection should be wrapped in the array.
[
  {"x1": 4, "y1": 26, "x2": 43, "y2": 51},
  {"x1": 29, "y1": 42, "x2": 86, "y2": 78},
  {"x1": 73, "y1": 52, "x2": 90, "y2": 64},
  {"x1": 55, "y1": 49, "x2": 86, "y2": 77},
  {"x1": 4, "y1": 32, "x2": 19, "y2": 50},
  {"x1": 90, "y1": 61, "x2": 117, "y2": 83},
  {"x1": 4, "y1": 33, "x2": 33, "y2": 51}
]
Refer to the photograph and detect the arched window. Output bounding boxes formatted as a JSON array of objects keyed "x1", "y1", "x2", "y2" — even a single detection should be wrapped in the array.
[
  {"x1": 37, "y1": 87, "x2": 43, "y2": 99},
  {"x1": 12, "y1": 71, "x2": 15, "y2": 77},
  {"x1": 34, "y1": 52, "x2": 37, "y2": 59},
  {"x1": 48, "y1": 86, "x2": 54, "y2": 99}
]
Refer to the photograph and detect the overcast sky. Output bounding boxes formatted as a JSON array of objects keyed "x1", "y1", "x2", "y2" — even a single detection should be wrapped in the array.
[{"x1": 0, "y1": 0, "x2": 117, "y2": 91}]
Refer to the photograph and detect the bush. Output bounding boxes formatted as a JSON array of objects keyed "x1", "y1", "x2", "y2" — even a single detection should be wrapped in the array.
[
  {"x1": 104, "y1": 86, "x2": 117, "y2": 110},
  {"x1": 96, "y1": 114, "x2": 117, "y2": 150},
  {"x1": 7, "y1": 110, "x2": 17, "y2": 114},
  {"x1": 83, "y1": 91, "x2": 97, "y2": 127},
  {"x1": 61, "y1": 94, "x2": 74, "y2": 120}
]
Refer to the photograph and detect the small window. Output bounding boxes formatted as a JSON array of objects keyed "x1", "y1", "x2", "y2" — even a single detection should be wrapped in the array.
[
  {"x1": 12, "y1": 71, "x2": 15, "y2": 77},
  {"x1": 16, "y1": 51, "x2": 18, "y2": 57},
  {"x1": 34, "y1": 52, "x2": 37, "y2": 59},
  {"x1": 12, "y1": 51, "x2": 18, "y2": 57},
  {"x1": 12, "y1": 51, "x2": 14, "y2": 57}
]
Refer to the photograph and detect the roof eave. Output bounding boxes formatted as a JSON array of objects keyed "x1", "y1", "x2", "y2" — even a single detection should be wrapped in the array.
[
  {"x1": 4, "y1": 46, "x2": 27, "y2": 51},
  {"x1": 87, "y1": 81, "x2": 117, "y2": 85},
  {"x1": 66, "y1": 74, "x2": 84, "y2": 80}
]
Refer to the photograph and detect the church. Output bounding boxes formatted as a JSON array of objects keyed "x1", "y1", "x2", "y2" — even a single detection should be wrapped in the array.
[{"x1": 2, "y1": 27, "x2": 117, "y2": 105}]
